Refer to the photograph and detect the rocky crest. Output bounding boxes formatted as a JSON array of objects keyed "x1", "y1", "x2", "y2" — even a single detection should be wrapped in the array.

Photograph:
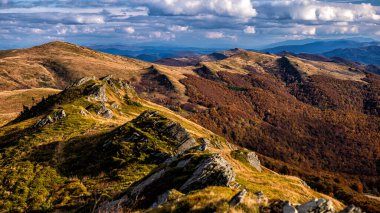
[{"x1": 97, "y1": 153, "x2": 235, "y2": 211}]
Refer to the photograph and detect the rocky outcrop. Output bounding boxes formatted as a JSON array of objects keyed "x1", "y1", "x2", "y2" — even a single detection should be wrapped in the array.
[
  {"x1": 196, "y1": 138, "x2": 210, "y2": 151},
  {"x1": 87, "y1": 84, "x2": 108, "y2": 102},
  {"x1": 73, "y1": 76, "x2": 96, "y2": 86},
  {"x1": 34, "y1": 109, "x2": 66, "y2": 128},
  {"x1": 150, "y1": 189, "x2": 184, "y2": 209},
  {"x1": 179, "y1": 153, "x2": 235, "y2": 192},
  {"x1": 134, "y1": 110, "x2": 198, "y2": 154},
  {"x1": 339, "y1": 205, "x2": 363, "y2": 213},
  {"x1": 96, "y1": 153, "x2": 235, "y2": 211},
  {"x1": 96, "y1": 105, "x2": 113, "y2": 119},
  {"x1": 247, "y1": 152, "x2": 262, "y2": 172},
  {"x1": 283, "y1": 201, "x2": 298, "y2": 213},
  {"x1": 297, "y1": 198, "x2": 334, "y2": 213},
  {"x1": 229, "y1": 189, "x2": 247, "y2": 207}
]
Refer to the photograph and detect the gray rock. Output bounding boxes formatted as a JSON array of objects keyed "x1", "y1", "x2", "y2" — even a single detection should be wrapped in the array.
[
  {"x1": 339, "y1": 205, "x2": 363, "y2": 213},
  {"x1": 96, "y1": 153, "x2": 236, "y2": 212},
  {"x1": 131, "y1": 169, "x2": 166, "y2": 197},
  {"x1": 150, "y1": 189, "x2": 183, "y2": 209},
  {"x1": 196, "y1": 138, "x2": 210, "y2": 151},
  {"x1": 80, "y1": 109, "x2": 89, "y2": 116},
  {"x1": 247, "y1": 152, "x2": 262, "y2": 172},
  {"x1": 284, "y1": 201, "x2": 298, "y2": 213},
  {"x1": 97, "y1": 105, "x2": 113, "y2": 119},
  {"x1": 179, "y1": 153, "x2": 235, "y2": 192},
  {"x1": 34, "y1": 110, "x2": 66, "y2": 128},
  {"x1": 151, "y1": 190, "x2": 171, "y2": 209},
  {"x1": 161, "y1": 120, "x2": 197, "y2": 154},
  {"x1": 34, "y1": 115, "x2": 54, "y2": 128},
  {"x1": 135, "y1": 111, "x2": 198, "y2": 154},
  {"x1": 100, "y1": 75, "x2": 113, "y2": 82},
  {"x1": 229, "y1": 189, "x2": 247, "y2": 207},
  {"x1": 111, "y1": 102, "x2": 119, "y2": 109},
  {"x1": 88, "y1": 84, "x2": 108, "y2": 102},
  {"x1": 175, "y1": 158, "x2": 192, "y2": 168},
  {"x1": 73, "y1": 76, "x2": 96, "y2": 86},
  {"x1": 52, "y1": 109, "x2": 66, "y2": 120},
  {"x1": 297, "y1": 198, "x2": 335, "y2": 213}
]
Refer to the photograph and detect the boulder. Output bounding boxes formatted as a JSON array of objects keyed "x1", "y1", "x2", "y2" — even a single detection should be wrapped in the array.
[
  {"x1": 229, "y1": 189, "x2": 247, "y2": 207},
  {"x1": 339, "y1": 204, "x2": 363, "y2": 213},
  {"x1": 179, "y1": 153, "x2": 235, "y2": 192},
  {"x1": 34, "y1": 115, "x2": 54, "y2": 128},
  {"x1": 87, "y1": 84, "x2": 108, "y2": 102},
  {"x1": 73, "y1": 76, "x2": 96, "y2": 86},
  {"x1": 96, "y1": 153, "x2": 236, "y2": 211},
  {"x1": 97, "y1": 105, "x2": 113, "y2": 119},
  {"x1": 80, "y1": 109, "x2": 89, "y2": 116},
  {"x1": 134, "y1": 111, "x2": 198, "y2": 154},
  {"x1": 297, "y1": 198, "x2": 334, "y2": 213},
  {"x1": 247, "y1": 152, "x2": 262, "y2": 172},
  {"x1": 283, "y1": 201, "x2": 298, "y2": 213},
  {"x1": 52, "y1": 109, "x2": 66, "y2": 120},
  {"x1": 111, "y1": 102, "x2": 119, "y2": 109},
  {"x1": 150, "y1": 189, "x2": 184, "y2": 209},
  {"x1": 34, "y1": 110, "x2": 66, "y2": 128},
  {"x1": 196, "y1": 138, "x2": 210, "y2": 151}
]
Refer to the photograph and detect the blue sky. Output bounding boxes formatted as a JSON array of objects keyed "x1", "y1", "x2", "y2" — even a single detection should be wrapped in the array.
[{"x1": 0, "y1": 0, "x2": 380, "y2": 49}]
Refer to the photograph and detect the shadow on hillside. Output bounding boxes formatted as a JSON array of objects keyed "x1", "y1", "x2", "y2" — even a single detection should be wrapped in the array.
[{"x1": 28, "y1": 130, "x2": 118, "y2": 178}]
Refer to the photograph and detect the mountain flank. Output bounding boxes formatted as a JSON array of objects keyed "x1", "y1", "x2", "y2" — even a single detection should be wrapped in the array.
[
  {"x1": 1, "y1": 42, "x2": 379, "y2": 212},
  {"x1": 0, "y1": 76, "x2": 346, "y2": 212}
]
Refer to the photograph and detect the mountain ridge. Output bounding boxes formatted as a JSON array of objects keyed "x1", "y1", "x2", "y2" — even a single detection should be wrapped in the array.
[
  {"x1": 0, "y1": 76, "x2": 346, "y2": 212},
  {"x1": 1, "y1": 42, "x2": 379, "y2": 212}
]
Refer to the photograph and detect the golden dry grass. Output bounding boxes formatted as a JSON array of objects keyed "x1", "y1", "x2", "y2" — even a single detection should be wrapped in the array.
[{"x1": 0, "y1": 88, "x2": 60, "y2": 126}]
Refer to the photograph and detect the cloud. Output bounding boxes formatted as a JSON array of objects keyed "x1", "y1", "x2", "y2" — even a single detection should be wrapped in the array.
[
  {"x1": 169, "y1": 25, "x2": 189, "y2": 32},
  {"x1": 205, "y1": 31, "x2": 237, "y2": 40},
  {"x1": 205, "y1": 32, "x2": 224, "y2": 39},
  {"x1": 72, "y1": 15, "x2": 105, "y2": 24},
  {"x1": 244, "y1": 26, "x2": 256, "y2": 34},
  {"x1": 123, "y1": 26, "x2": 135, "y2": 34},
  {"x1": 138, "y1": 0, "x2": 257, "y2": 18},
  {"x1": 253, "y1": 0, "x2": 380, "y2": 22},
  {"x1": 149, "y1": 31, "x2": 175, "y2": 40}
]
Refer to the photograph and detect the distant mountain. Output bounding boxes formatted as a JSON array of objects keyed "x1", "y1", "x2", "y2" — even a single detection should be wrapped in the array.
[
  {"x1": 155, "y1": 48, "x2": 245, "y2": 66},
  {"x1": 91, "y1": 45, "x2": 221, "y2": 62},
  {"x1": 263, "y1": 39, "x2": 379, "y2": 54},
  {"x1": 323, "y1": 45, "x2": 380, "y2": 67},
  {"x1": 263, "y1": 37, "x2": 375, "y2": 49}
]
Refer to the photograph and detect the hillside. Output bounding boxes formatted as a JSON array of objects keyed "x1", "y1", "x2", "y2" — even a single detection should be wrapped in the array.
[
  {"x1": 323, "y1": 45, "x2": 380, "y2": 67},
  {"x1": 0, "y1": 88, "x2": 60, "y2": 126},
  {"x1": 0, "y1": 76, "x2": 346, "y2": 212},
  {"x1": 1, "y1": 42, "x2": 379, "y2": 212},
  {"x1": 263, "y1": 40, "x2": 378, "y2": 54}
]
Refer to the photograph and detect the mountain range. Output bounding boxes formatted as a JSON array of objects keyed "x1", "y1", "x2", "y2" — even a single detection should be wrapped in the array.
[{"x1": 0, "y1": 41, "x2": 379, "y2": 212}]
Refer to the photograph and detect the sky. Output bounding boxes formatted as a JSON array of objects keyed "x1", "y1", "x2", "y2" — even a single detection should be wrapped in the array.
[{"x1": 0, "y1": 0, "x2": 380, "y2": 49}]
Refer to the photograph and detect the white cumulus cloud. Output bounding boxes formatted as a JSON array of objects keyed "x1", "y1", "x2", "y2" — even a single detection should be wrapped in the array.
[
  {"x1": 123, "y1": 26, "x2": 135, "y2": 34},
  {"x1": 205, "y1": 32, "x2": 224, "y2": 39},
  {"x1": 253, "y1": 0, "x2": 380, "y2": 22},
  {"x1": 168, "y1": 25, "x2": 189, "y2": 32},
  {"x1": 139, "y1": 0, "x2": 257, "y2": 18},
  {"x1": 244, "y1": 26, "x2": 256, "y2": 34}
]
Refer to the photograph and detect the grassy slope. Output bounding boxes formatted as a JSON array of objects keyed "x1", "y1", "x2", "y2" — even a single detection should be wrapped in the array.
[
  {"x1": 0, "y1": 88, "x2": 60, "y2": 126},
  {"x1": 0, "y1": 78, "x2": 344, "y2": 212}
]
